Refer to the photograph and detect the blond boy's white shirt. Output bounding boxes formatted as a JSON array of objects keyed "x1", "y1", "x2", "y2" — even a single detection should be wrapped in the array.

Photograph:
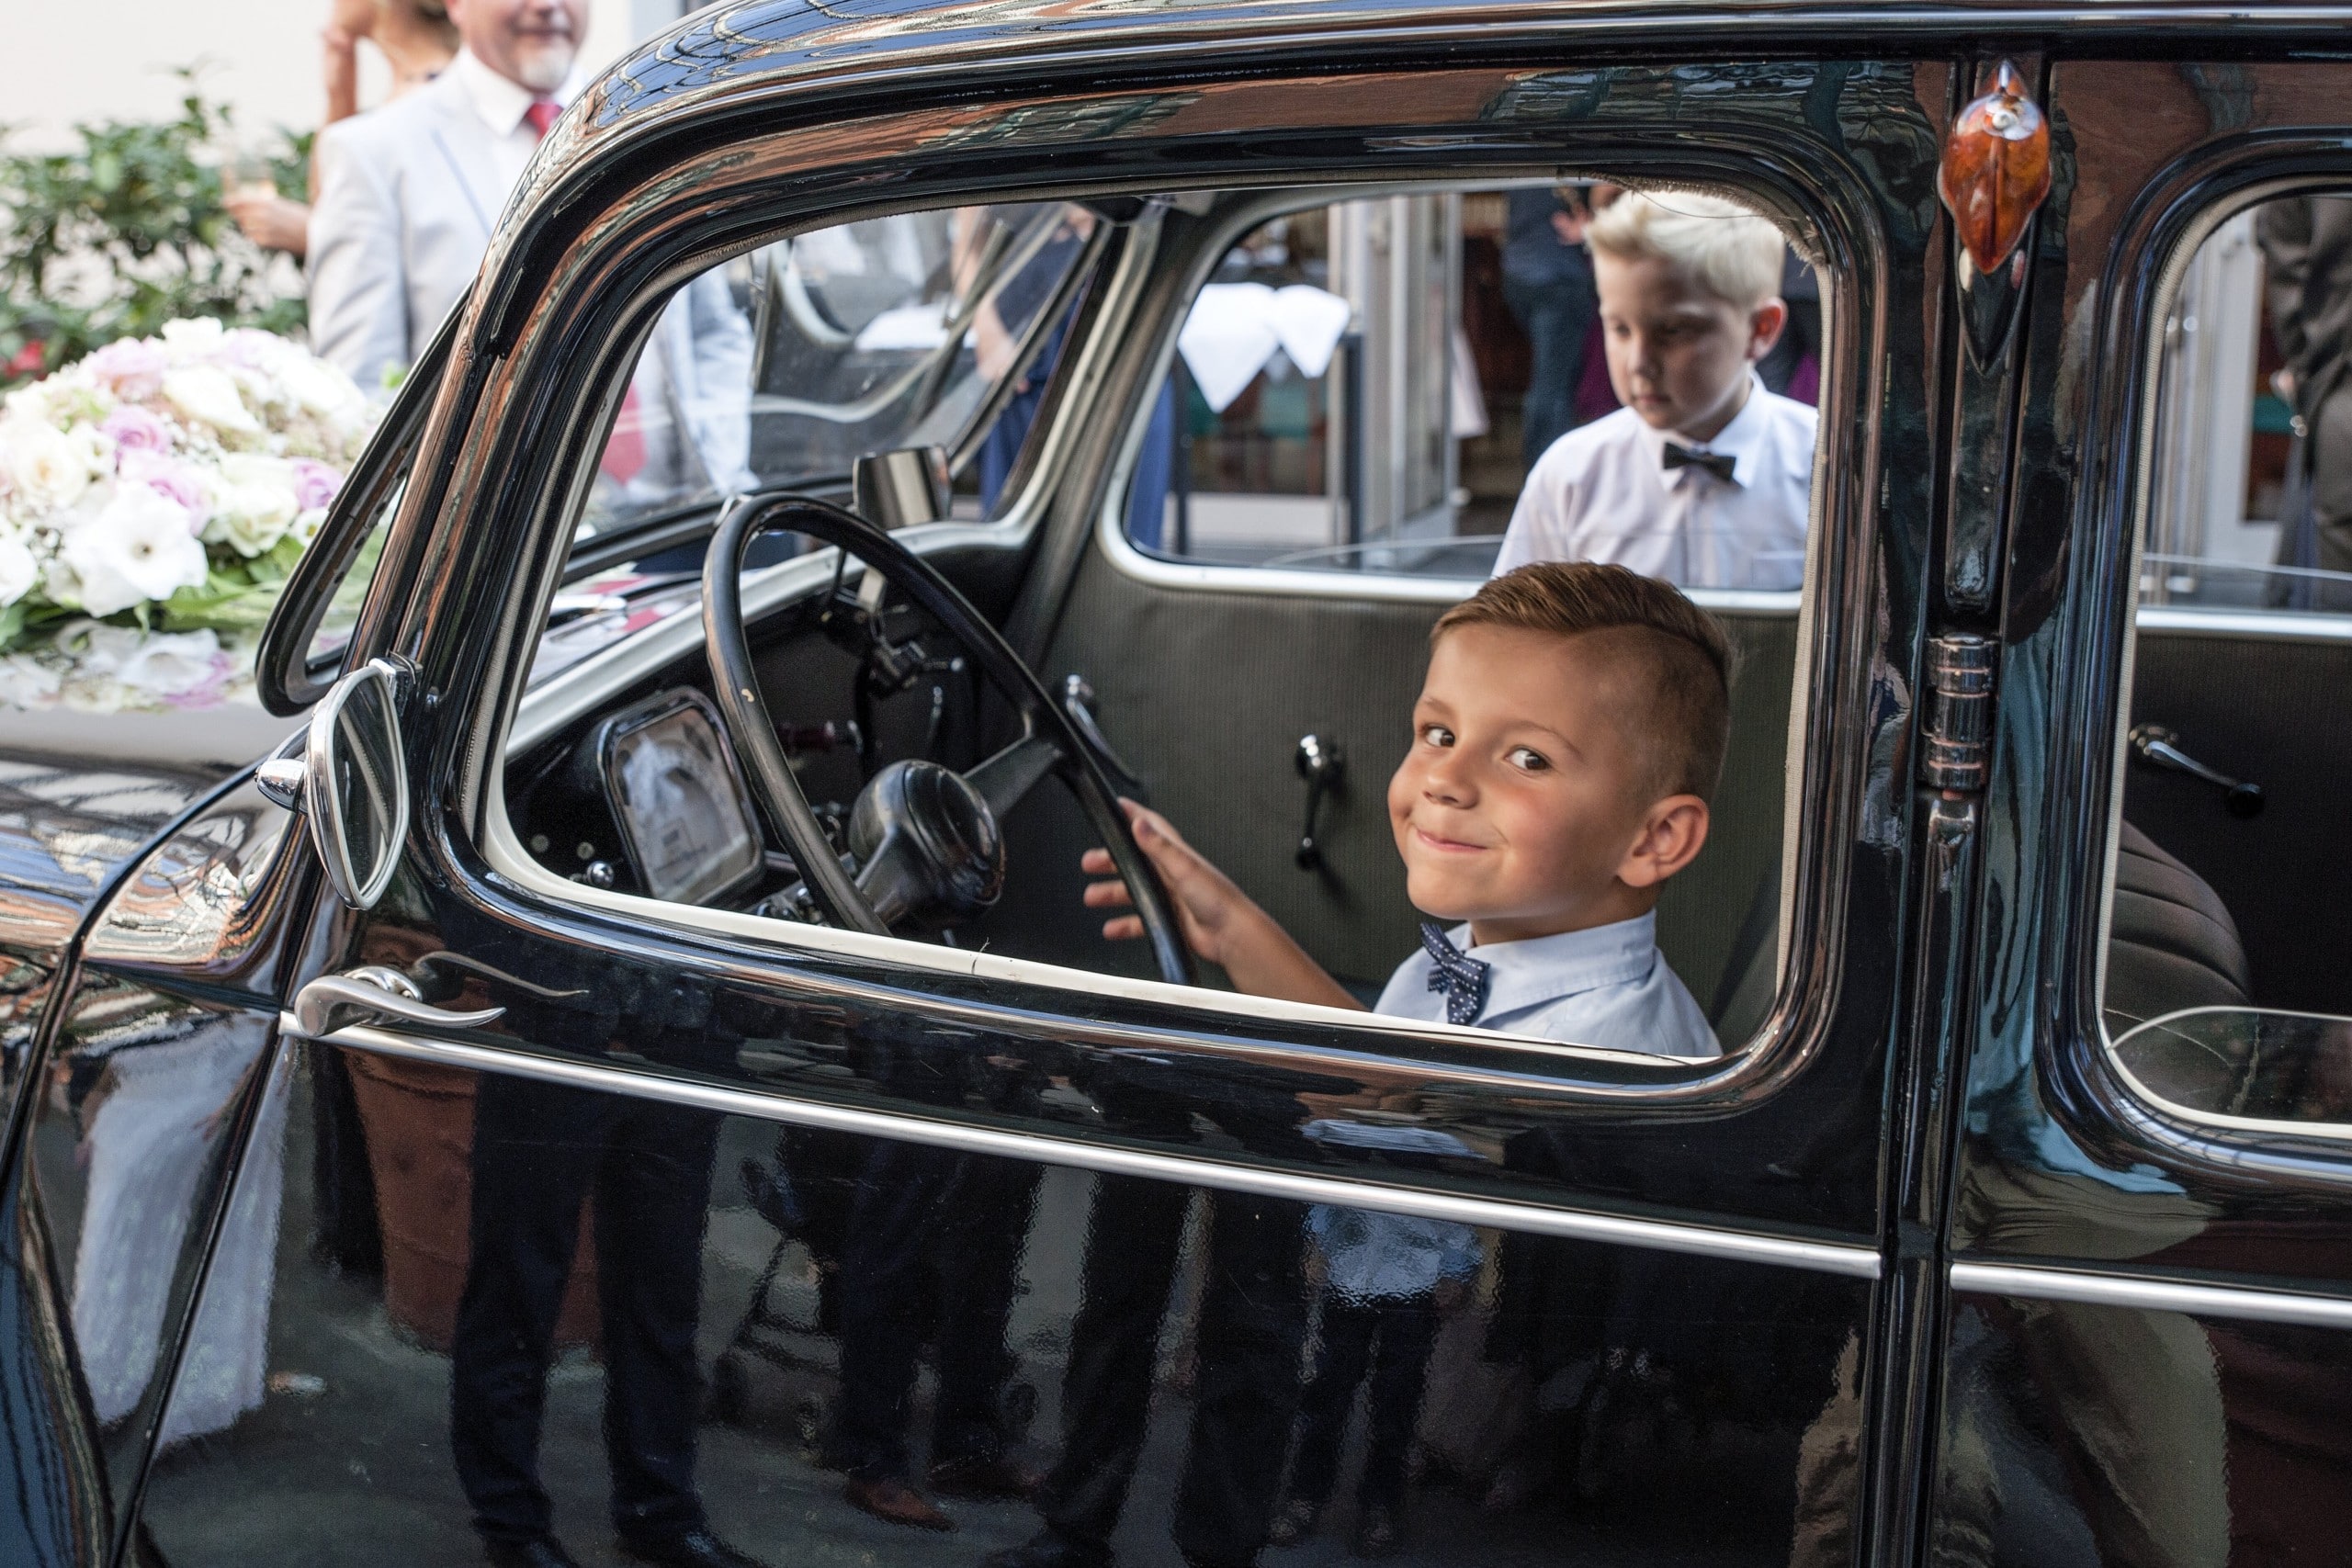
[{"x1": 1494, "y1": 374, "x2": 1818, "y2": 591}]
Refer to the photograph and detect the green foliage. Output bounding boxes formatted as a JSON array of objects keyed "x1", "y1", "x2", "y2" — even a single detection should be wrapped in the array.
[{"x1": 0, "y1": 73, "x2": 309, "y2": 389}]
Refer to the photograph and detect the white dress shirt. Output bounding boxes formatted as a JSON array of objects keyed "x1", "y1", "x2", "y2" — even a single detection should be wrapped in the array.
[
  {"x1": 1373, "y1": 910, "x2": 1720, "y2": 1059},
  {"x1": 448, "y1": 47, "x2": 582, "y2": 197},
  {"x1": 1494, "y1": 376, "x2": 1818, "y2": 591}
]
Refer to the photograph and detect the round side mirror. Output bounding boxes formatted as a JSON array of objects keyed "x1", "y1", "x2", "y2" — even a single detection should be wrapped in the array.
[{"x1": 304, "y1": 659, "x2": 411, "y2": 908}]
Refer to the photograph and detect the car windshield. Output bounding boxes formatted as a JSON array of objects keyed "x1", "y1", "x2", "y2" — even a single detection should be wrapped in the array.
[{"x1": 572, "y1": 201, "x2": 1101, "y2": 550}]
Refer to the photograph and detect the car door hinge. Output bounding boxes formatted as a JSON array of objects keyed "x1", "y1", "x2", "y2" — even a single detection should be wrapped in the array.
[{"x1": 1918, "y1": 633, "x2": 1996, "y2": 794}]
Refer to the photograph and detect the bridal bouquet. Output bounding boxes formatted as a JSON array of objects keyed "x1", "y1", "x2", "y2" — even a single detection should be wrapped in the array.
[{"x1": 0, "y1": 319, "x2": 376, "y2": 711}]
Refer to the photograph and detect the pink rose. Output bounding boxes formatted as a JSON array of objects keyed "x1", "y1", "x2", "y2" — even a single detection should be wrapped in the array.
[
  {"x1": 83, "y1": 337, "x2": 167, "y2": 400},
  {"x1": 289, "y1": 458, "x2": 342, "y2": 512},
  {"x1": 117, "y1": 449, "x2": 209, "y2": 531},
  {"x1": 100, "y1": 404, "x2": 173, "y2": 455}
]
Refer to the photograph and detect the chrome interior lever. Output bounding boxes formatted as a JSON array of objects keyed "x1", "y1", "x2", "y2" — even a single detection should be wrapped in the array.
[
  {"x1": 2129, "y1": 724, "x2": 2265, "y2": 818},
  {"x1": 1295, "y1": 733, "x2": 1346, "y2": 871},
  {"x1": 287, "y1": 965, "x2": 505, "y2": 1041}
]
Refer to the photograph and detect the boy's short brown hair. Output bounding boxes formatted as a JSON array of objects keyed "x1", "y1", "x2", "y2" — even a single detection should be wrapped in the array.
[{"x1": 1434, "y1": 562, "x2": 1733, "y2": 801}]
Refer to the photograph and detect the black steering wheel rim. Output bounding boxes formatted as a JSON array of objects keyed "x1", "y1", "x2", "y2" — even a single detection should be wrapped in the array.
[{"x1": 700, "y1": 493, "x2": 1195, "y2": 987}]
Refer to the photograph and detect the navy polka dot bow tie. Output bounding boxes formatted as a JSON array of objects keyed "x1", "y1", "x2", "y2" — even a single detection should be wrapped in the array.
[{"x1": 1419, "y1": 921, "x2": 1492, "y2": 1026}]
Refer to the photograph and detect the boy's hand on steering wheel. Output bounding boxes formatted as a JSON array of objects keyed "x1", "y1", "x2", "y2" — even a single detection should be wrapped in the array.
[
  {"x1": 1082, "y1": 800, "x2": 1364, "y2": 1011},
  {"x1": 1081, "y1": 800, "x2": 1254, "y2": 965}
]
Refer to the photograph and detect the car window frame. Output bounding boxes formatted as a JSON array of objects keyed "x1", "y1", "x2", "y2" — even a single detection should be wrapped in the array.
[
  {"x1": 416, "y1": 73, "x2": 1914, "y2": 1121},
  {"x1": 2075, "y1": 163, "x2": 2352, "y2": 1179}
]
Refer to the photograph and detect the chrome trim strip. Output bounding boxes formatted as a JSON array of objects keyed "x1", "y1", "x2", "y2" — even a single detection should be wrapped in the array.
[
  {"x1": 294, "y1": 1015, "x2": 1883, "y2": 1280},
  {"x1": 1951, "y1": 1261, "x2": 2352, "y2": 1330},
  {"x1": 2135, "y1": 605, "x2": 2352, "y2": 645},
  {"x1": 1093, "y1": 512, "x2": 1804, "y2": 614},
  {"x1": 2104, "y1": 1006, "x2": 2352, "y2": 1146}
]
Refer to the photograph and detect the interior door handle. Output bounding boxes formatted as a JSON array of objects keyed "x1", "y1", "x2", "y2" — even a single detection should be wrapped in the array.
[
  {"x1": 286, "y1": 965, "x2": 505, "y2": 1041},
  {"x1": 1295, "y1": 733, "x2": 1345, "y2": 870},
  {"x1": 2129, "y1": 724, "x2": 2265, "y2": 818}
]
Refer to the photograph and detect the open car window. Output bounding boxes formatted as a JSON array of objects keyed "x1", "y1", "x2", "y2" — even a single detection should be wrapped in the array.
[
  {"x1": 1115, "y1": 188, "x2": 1825, "y2": 589},
  {"x1": 569, "y1": 202, "x2": 1102, "y2": 555},
  {"x1": 2104, "y1": 190, "x2": 2352, "y2": 1142},
  {"x1": 500, "y1": 173, "x2": 1838, "y2": 1072}
]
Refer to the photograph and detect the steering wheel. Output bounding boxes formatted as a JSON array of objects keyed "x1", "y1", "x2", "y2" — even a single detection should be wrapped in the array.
[{"x1": 700, "y1": 494, "x2": 1194, "y2": 987}]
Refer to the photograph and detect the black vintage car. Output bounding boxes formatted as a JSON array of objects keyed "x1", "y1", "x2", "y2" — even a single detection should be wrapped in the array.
[{"x1": 4, "y1": 4, "x2": 2350, "y2": 1566}]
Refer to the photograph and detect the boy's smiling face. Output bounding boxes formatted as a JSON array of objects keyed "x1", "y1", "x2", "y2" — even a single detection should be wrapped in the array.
[
  {"x1": 1388, "y1": 623, "x2": 1710, "y2": 947},
  {"x1": 1594, "y1": 250, "x2": 1785, "y2": 444}
]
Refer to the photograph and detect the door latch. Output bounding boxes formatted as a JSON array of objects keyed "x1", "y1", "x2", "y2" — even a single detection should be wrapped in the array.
[
  {"x1": 286, "y1": 964, "x2": 505, "y2": 1041},
  {"x1": 1918, "y1": 634, "x2": 1996, "y2": 794}
]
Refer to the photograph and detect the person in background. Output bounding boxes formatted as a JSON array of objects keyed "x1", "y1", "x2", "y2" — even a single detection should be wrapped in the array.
[
  {"x1": 2257, "y1": 196, "x2": 2352, "y2": 604},
  {"x1": 1496, "y1": 193, "x2": 1816, "y2": 592},
  {"x1": 1501, "y1": 185, "x2": 1600, "y2": 468},
  {"x1": 223, "y1": 0, "x2": 459, "y2": 258},
  {"x1": 306, "y1": 0, "x2": 750, "y2": 495}
]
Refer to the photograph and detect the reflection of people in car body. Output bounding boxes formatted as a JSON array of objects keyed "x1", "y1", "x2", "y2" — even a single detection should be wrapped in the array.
[
  {"x1": 989, "y1": 564, "x2": 1726, "y2": 1567},
  {"x1": 1496, "y1": 194, "x2": 1815, "y2": 592}
]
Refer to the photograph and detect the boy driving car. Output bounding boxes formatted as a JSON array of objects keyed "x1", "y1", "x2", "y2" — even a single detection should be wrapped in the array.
[
  {"x1": 1494, "y1": 191, "x2": 1816, "y2": 592},
  {"x1": 1083, "y1": 560, "x2": 1724, "y2": 1059}
]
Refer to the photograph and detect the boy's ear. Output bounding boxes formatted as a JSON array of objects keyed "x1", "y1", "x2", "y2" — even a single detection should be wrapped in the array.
[
  {"x1": 1616, "y1": 795, "x2": 1711, "y2": 889},
  {"x1": 1746, "y1": 296, "x2": 1789, "y2": 363}
]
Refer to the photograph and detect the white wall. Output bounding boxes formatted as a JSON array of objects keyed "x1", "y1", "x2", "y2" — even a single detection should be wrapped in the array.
[{"x1": 3, "y1": 0, "x2": 658, "y2": 152}]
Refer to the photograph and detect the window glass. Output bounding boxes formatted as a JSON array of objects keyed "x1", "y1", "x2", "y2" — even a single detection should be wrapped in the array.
[
  {"x1": 1125, "y1": 186, "x2": 1826, "y2": 587},
  {"x1": 571, "y1": 202, "x2": 1100, "y2": 552},
  {"x1": 2109, "y1": 192, "x2": 2352, "y2": 1134},
  {"x1": 510, "y1": 176, "x2": 1835, "y2": 1069}
]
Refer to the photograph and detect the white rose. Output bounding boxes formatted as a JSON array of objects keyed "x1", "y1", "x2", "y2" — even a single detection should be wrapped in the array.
[
  {"x1": 162, "y1": 367, "x2": 261, "y2": 436},
  {"x1": 0, "y1": 418, "x2": 94, "y2": 513},
  {"x1": 276, "y1": 355, "x2": 367, "y2": 420},
  {"x1": 0, "y1": 530, "x2": 36, "y2": 607},
  {"x1": 61, "y1": 483, "x2": 211, "y2": 616},
  {"x1": 67, "y1": 423, "x2": 115, "y2": 479},
  {"x1": 160, "y1": 317, "x2": 227, "y2": 353},
  {"x1": 207, "y1": 455, "x2": 300, "y2": 557},
  {"x1": 291, "y1": 505, "x2": 329, "y2": 547},
  {"x1": 114, "y1": 627, "x2": 224, "y2": 701}
]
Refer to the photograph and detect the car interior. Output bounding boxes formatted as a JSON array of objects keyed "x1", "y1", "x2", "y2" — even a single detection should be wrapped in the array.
[
  {"x1": 467, "y1": 174, "x2": 2294, "y2": 1083},
  {"x1": 469, "y1": 177, "x2": 1817, "y2": 1066}
]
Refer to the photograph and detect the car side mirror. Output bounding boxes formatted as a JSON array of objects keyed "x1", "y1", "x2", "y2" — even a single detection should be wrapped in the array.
[
  {"x1": 254, "y1": 658, "x2": 412, "y2": 909},
  {"x1": 851, "y1": 446, "x2": 949, "y2": 530}
]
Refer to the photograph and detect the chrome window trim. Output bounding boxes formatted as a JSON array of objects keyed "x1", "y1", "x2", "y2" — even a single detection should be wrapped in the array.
[
  {"x1": 295, "y1": 1014, "x2": 1882, "y2": 1280},
  {"x1": 2106, "y1": 1005, "x2": 2352, "y2": 1145},
  {"x1": 2134, "y1": 604, "x2": 2352, "y2": 645},
  {"x1": 1094, "y1": 517, "x2": 1805, "y2": 613},
  {"x1": 1951, "y1": 1260, "x2": 2352, "y2": 1330}
]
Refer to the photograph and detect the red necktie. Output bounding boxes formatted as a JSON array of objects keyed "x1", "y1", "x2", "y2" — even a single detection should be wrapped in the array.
[{"x1": 523, "y1": 98, "x2": 561, "y2": 140}]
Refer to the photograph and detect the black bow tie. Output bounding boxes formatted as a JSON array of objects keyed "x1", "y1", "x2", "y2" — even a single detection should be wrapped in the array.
[
  {"x1": 1663, "y1": 444, "x2": 1738, "y2": 484},
  {"x1": 1419, "y1": 921, "x2": 1492, "y2": 1027}
]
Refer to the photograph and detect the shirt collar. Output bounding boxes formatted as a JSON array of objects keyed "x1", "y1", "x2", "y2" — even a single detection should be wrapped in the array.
[
  {"x1": 1449, "y1": 911, "x2": 1659, "y2": 1021},
  {"x1": 1651, "y1": 371, "x2": 1769, "y2": 489},
  {"x1": 451, "y1": 47, "x2": 582, "y2": 139}
]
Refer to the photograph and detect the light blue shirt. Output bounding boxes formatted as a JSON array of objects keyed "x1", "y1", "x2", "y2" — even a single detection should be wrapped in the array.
[
  {"x1": 1307, "y1": 914, "x2": 1719, "y2": 1301},
  {"x1": 1373, "y1": 910, "x2": 1721, "y2": 1058}
]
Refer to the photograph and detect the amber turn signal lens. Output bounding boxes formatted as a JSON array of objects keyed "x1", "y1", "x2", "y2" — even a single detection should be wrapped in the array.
[{"x1": 1938, "y1": 61, "x2": 2052, "y2": 276}]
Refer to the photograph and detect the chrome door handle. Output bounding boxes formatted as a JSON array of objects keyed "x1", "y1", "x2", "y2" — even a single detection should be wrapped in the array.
[
  {"x1": 2128, "y1": 724, "x2": 2265, "y2": 818},
  {"x1": 286, "y1": 965, "x2": 505, "y2": 1041}
]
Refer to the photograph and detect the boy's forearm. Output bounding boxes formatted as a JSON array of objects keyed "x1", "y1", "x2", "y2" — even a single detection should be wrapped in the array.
[{"x1": 1218, "y1": 908, "x2": 1364, "y2": 1012}]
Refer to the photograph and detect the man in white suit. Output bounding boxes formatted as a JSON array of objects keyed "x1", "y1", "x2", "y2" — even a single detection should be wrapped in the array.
[{"x1": 308, "y1": 0, "x2": 752, "y2": 502}]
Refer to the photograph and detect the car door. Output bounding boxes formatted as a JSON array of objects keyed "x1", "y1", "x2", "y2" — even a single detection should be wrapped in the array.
[
  {"x1": 1928, "y1": 57, "x2": 2352, "y2": 1565},
  {"x1": 118, "y1": 20, "x2": 1975, "y2": 1568}
]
